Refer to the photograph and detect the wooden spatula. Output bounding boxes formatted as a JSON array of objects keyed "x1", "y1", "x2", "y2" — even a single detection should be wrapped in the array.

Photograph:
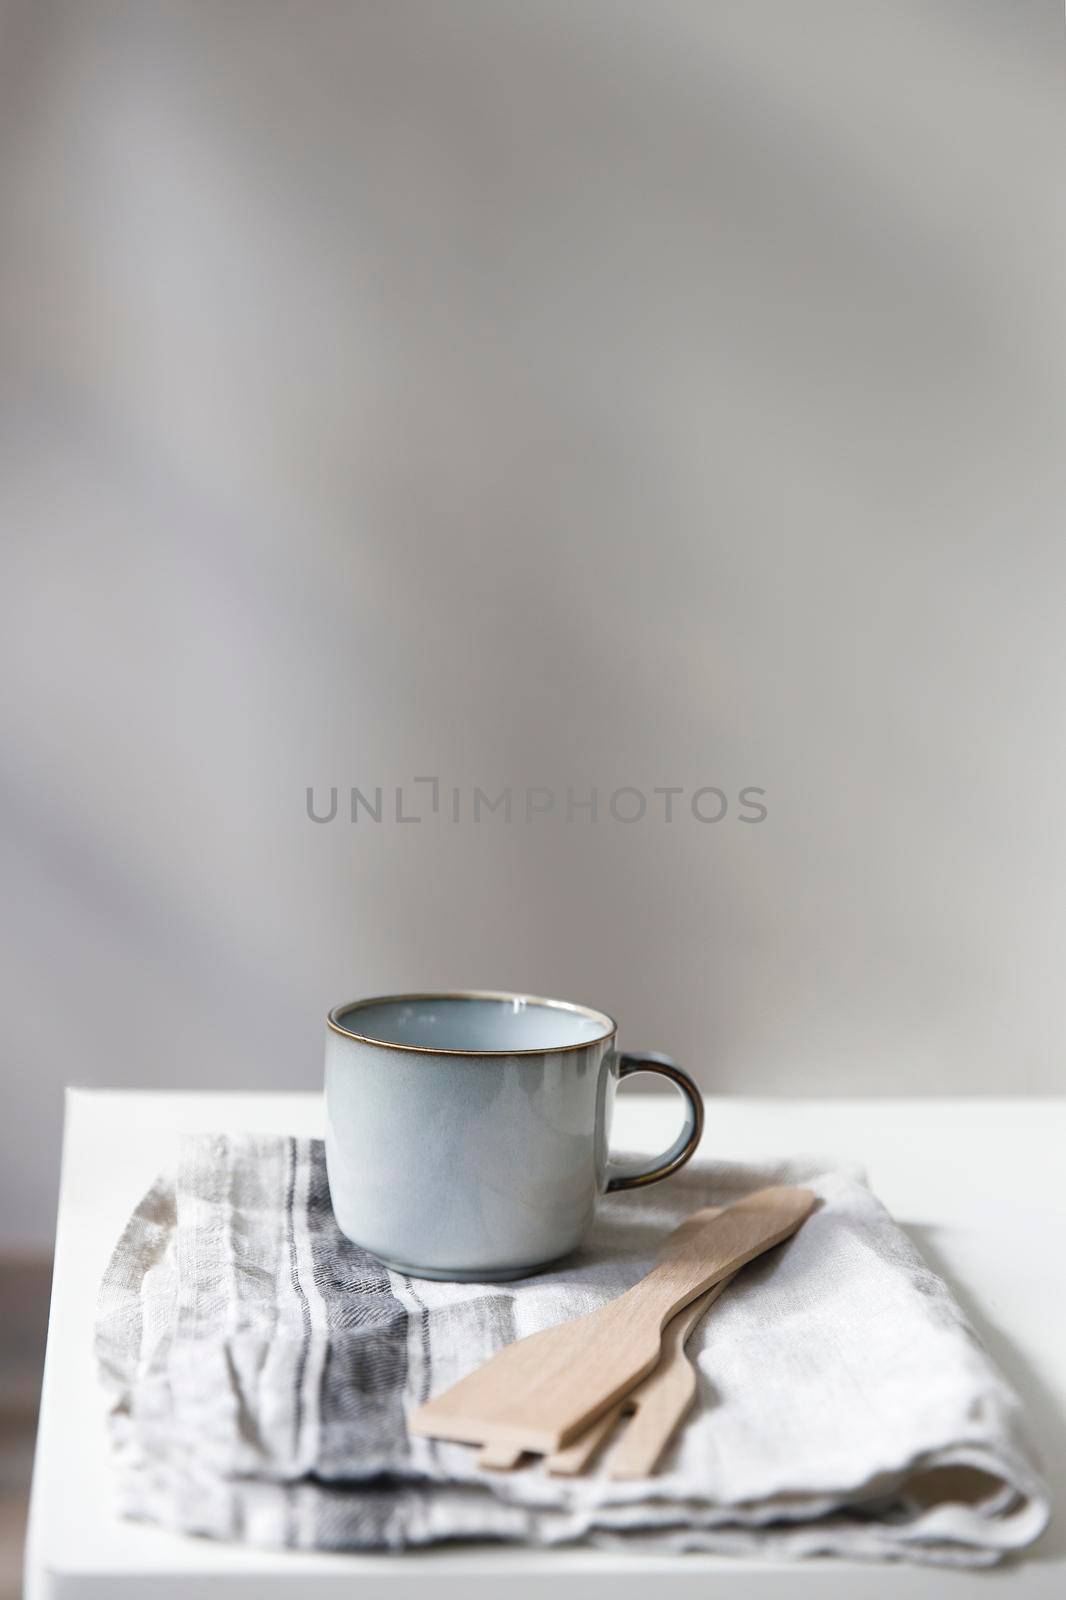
[{"x1": 410, "y1": 1185, "x2": 815, "y2": 1455}]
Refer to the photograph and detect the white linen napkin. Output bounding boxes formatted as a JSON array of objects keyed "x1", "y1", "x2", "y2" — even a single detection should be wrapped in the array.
[{"x1": 95, "y1": 1134, "x2": 1048, "y2": 1564}]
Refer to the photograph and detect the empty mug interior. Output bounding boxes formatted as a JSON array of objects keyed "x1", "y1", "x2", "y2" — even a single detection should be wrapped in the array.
[{"x1": 329, "y1": 993, "x2": 615, "y2": 1054}]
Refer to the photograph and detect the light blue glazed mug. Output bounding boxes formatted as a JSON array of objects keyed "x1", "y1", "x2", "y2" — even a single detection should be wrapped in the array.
[{"x1": 324, "y1": 990, "x2": 704, "y2": 1280}]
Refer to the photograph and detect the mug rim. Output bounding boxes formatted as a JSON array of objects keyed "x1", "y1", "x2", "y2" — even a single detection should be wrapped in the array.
[{"x1": 326, "y1": 990, "x2": 618, "y2": 1057}]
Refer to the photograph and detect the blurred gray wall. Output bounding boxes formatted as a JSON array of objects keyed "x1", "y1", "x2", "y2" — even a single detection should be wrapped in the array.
[{"x1": 1, "y1": 1, "x2": 1063, "y2": 1248}]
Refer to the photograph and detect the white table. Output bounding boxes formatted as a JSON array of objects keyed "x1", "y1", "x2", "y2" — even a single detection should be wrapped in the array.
[{"x1": 25, "y1": 1090, "x2": 1066, "y2": 1597}]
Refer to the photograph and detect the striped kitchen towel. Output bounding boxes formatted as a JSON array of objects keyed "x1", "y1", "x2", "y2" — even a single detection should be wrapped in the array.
[{"x1": 95, "y1": 1135, "x2": 1049, "y2": 1564}]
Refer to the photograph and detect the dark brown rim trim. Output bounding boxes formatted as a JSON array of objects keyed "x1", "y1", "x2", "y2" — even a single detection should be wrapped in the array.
[{"x1": 326, "y1": 990, "x2": 618, "y2": 1056}]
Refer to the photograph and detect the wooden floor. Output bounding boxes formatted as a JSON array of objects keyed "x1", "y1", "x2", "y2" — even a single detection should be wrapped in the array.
[{"x1": 0, "y1": 1258, "x2": 52, "y2": 1600}]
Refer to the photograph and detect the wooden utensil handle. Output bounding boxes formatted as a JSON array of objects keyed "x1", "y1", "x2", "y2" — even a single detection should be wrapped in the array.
[{"x1": 616, "y1": 1185, "x2": 814, "y2": 1329}]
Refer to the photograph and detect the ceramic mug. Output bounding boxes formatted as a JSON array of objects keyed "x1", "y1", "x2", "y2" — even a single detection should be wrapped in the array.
[{"x1": 324, "y1": 990, "x2": 704, "y2": 1280}]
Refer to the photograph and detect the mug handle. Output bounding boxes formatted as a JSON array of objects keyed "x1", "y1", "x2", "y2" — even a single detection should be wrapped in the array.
[{"x1": 605, "y1": 1051, "x2": 705, "y2": 1191}]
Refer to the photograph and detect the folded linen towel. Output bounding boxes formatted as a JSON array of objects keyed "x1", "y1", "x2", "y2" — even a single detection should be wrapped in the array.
[{"x1": 95, "y1": 1134, "x2": 1048, "y2": 1565}]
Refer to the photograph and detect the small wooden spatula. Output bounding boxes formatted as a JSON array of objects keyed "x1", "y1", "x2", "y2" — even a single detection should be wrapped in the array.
[{"x1": 410, "y1": 1185, "x2": 814, "y2": 1456}]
